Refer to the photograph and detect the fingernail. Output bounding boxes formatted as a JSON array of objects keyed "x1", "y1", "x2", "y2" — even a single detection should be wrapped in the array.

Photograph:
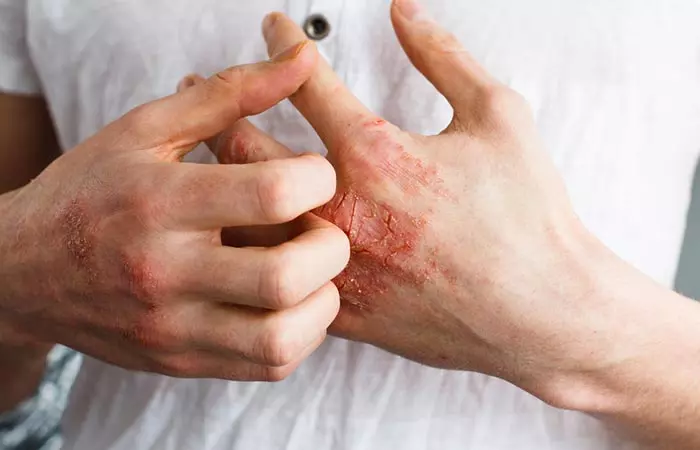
[
  {"x1": 176, "y1": 75, "x2": 196, "y2": 92},
  {"x1": 394, "y1": 0, "x2": 431, "y2": 22},
  {"x1": 271, "y1": 40, "x2": 308, "y2": 62},
  {"x1": 262, "y1": 12, "x2": 280, "y2": 40}
]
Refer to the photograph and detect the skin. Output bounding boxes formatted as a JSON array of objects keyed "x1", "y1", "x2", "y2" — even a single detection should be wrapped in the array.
[
  {"x1": 0, "y1": 94, "x2": 59, "y2": 411},
  {"x1": 0, "y1": 40, "x2": 352, "y2": 413},
  {"x1": 192, "y1": 2, "x2": 700, "y2": 448},
  {"x1": 2, "y1": 2, "x2": 699, "y2": 448}
]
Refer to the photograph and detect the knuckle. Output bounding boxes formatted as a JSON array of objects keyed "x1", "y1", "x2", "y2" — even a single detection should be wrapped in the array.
[
  {"x1": 255, "y1": 169, "x2": 296, "y2": 223},
  {"x1": 260, "y1": 366, "x2": 293, "y2": 382},
  {"x1": 480, "y1": 85, "x2": 532, "y2": 119},
  {"x1": 212, "y1": 67, "x2": 245, "y2": 95},
  {"x1": 121, "y1": 250, "x2": 174, "y2": 305},
  {"x1": 122, "y1": 310, "x2": 183, "y2": 353},
  {"x1": 259, "y1": 249, "x2": 300, "y2": 308},
  {"x1": 217, "y1": 131, "x2": 253, "y2": 164},
  {"x1": 462, "y1": 85, "x2": 534, "y2": 135},
  {"x1": 253, "y1": 321, "x2": 298, "y2": 367},
  {"x1": 427, "y1": 29, "x2": 463, "y2": 54},
  {"x1": 118, "y1": 172, "x2": 171, "y2": 224},
  {"x1": 154, "y1": 354, "x2": 197, "y2": 378},
  {"x1": 125, "y1": 190, "x2": 162, "y2": 222}
]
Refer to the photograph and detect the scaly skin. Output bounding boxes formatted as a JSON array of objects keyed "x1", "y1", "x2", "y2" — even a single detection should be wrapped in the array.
[
  {"x1": 206, "y1": 6, "x2": 700, "y2": 448},
  {"x1": 314, "y1": 118, "x2": 447, "y2": 310}
]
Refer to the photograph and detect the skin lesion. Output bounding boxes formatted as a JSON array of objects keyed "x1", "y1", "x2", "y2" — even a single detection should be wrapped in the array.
[
  {"x1": 314, "y1": 188, "x2": 428, "y2": 310},
  {"x1": 317, "y1": 119, "x2": 459, "y2": 310},
  {"x1": 339, "y1": 118, "x2": 455, "y2": 201},
  {"x1": 218, "y1": 131, "x2": 264, "y2": 165},
  {"x1": 59, "y1": 199, "x2": 97, "y2": 282},
  {"x1": 316, "y1": 189, "x2": 413, "y2": 252}
]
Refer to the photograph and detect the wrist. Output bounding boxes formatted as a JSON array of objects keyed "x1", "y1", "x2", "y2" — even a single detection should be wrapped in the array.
[
  {"x1": 0, "y1": 317, "x2": 52, "y2": 412},
  {"x1": 0, "y1": 344, "x2": 49, "y2": 412},
  {"x1": 528, "y1": 232, "x2": 700, "y2": 416},
  {"x1": 0, "y1": 186, "x2": 41, "y2": 332},
  {"x1": 0, "y1": 186, "x2": 50, "y2": 354}
]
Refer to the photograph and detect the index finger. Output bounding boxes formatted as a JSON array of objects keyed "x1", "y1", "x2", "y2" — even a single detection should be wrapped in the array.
[
  {"x1": 119, "y1": 40, "x2": 317, "y2": 161},
  {"x1": 262, "y1": 13, "x2": 381, "y2": 155}
]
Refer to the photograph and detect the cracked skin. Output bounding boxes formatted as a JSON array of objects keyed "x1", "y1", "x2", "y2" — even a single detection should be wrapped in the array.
[
  {"x1": 315, "y1": 189, "x2": 426, "y2": 310},
  {"x1": 313, "y1": 123, "x2": 449, "y2": 310}
]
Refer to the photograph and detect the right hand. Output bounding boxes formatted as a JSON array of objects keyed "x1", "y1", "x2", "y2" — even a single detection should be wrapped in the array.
[{"x1": 0, "y1": 39, "x2": 350, "y2": 382}]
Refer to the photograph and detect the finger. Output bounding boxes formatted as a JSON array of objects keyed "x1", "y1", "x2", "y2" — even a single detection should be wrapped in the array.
[
  {"x1": 120, "y1": 40, "x2": 317, "y2": 161},
  {"x1": 175, "y1": 73, "x2": 206, "y2": 93},
  {"x1": 221, "y1": 208, "x2": 313, "y2": 249},
  {"x1": 189, "y1": 214, "x2": 350, "y2": 309},
  {"x1": 210, "y1": 119, "x2": 296, "y2": 164},
  {"x1": 177, "y1": 73, "x2": 294, "y2": 164},
  {"x1": 262, "y1": 13, "x2": 382, "y2": 153},
  {"x1": 140, "y1": 331, "x2": 325, "y2": 381},
  {"x1": 196, "y1": 333, "x2": 326, "y2": 381},
  {"x1": 178, "y1": 73, "x2": 297, "y2": 164},
  {"x1": 168, "y1": 153, "x2": 336, "y2": 228},
  {"x1": 176, "y1": 72, "x2": 300, "y2": 247},
  {"x1": 197, "y1": 281, "x2": 340, "y2": 367},
  {"x1": 390, "y1": 0, "x2": 496, "y2": 116}
]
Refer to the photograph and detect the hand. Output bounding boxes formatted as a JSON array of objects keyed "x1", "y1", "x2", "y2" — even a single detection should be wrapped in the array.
[
  {"x1": 207, "y1": 5, "x2": 700, "y2": 448},
  {"x1": 0, "y1": 40, "x2": 351, "y2": 382},
  {"x1": 219, "y1": 4, "x2": 621, "y2": 402},
  {"x1": 176, "y1": 75, "x2": 309, "y2": 251}
]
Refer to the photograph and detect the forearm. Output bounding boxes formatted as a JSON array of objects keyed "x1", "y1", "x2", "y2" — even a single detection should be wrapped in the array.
[
  {"x1": 0, "y1": 189, "x2": 51, "y2": 413},
  {"x1": 0, "y1": 320, "x2": 51, "y2": 414},
  {"x1": 552, "y1": 241, "x2": 700, "y2": 449},
  {"x1": 0, "y1": 338, "x2": 50, "y2": 413},
  {"x1": 0, "y1": 93, "x2": 60, "y2": 411},
  {"x1": 594, "y1": 292, "x2": 700, "y2": 449}
]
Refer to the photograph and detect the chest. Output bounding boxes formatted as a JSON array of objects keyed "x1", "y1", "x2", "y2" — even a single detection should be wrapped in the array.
[{"x1": 27, "y1": 0, "x2": 700, "y2": 114}]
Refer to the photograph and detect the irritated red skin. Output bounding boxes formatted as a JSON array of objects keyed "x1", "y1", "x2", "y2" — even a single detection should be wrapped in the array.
[
  {"x1": 315, "y1": 119, "x2": 451, "y2": 310},
  {"x1": 218, "y1": 131, "x2": 264, "y2": 164},
  {"x1": 60, "y1": 199, "x2": 97, "y2": 282},
  {"x1": 315, "y1": 189, "x2": 426, "y2": 309}
]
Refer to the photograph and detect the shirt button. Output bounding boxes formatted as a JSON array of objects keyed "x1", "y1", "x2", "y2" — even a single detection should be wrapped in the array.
[{"x1": 303, "y1": 14, "x2": 331, "y2": 41}]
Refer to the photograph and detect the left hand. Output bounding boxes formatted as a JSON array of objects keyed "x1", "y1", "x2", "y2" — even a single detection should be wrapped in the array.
[{"x1": 194, "y1": 0, "x2": 630, "y2": 407}]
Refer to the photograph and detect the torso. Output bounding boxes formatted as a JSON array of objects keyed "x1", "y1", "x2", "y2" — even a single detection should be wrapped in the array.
[{"x1": 24, "y1": 0, "x2": 700, "y2": 448}]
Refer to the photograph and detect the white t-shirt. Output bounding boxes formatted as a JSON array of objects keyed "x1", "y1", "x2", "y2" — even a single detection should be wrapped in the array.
[{"x1": 2, "y1": 1, "x2": 700, "y2": 449}]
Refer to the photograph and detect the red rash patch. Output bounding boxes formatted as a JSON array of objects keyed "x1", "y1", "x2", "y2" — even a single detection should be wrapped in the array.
[
  {"x1": 341, "y1": 118, "x2": 454, "y2": 200},
  {"x1": 219, "y1": 131, "x2": 263, "y2": 164},
  {"x1": 121, "y1": 254, "x2": 161, "y2": 304},
  {"x1": 59, "y1": 199, "x2": 97, "y2": 282},
  {"x1": 315, "y1": 190, "x2": 427, "y2": 309},
  {"x1": 316, "y1": 119, "x2": 459, "y2": 309}
]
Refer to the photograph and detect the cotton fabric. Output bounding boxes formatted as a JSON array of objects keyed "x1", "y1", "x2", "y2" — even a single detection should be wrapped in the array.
[{"x1": 2, "y1": 1, "x2": 700, "y2": 449}]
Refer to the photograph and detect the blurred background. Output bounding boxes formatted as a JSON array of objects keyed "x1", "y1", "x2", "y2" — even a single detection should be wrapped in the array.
[{"x1": 676, "y1": 160, "x2": 700, "y2": 299}]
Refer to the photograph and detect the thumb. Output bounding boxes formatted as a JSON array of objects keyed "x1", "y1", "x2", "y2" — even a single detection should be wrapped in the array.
[
  {"x1": 390, "y1": 0, "x2": 495, "y2": 117},
  {"x1": 119, "y1": 40, "x2": 317, "y2": 161}
]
